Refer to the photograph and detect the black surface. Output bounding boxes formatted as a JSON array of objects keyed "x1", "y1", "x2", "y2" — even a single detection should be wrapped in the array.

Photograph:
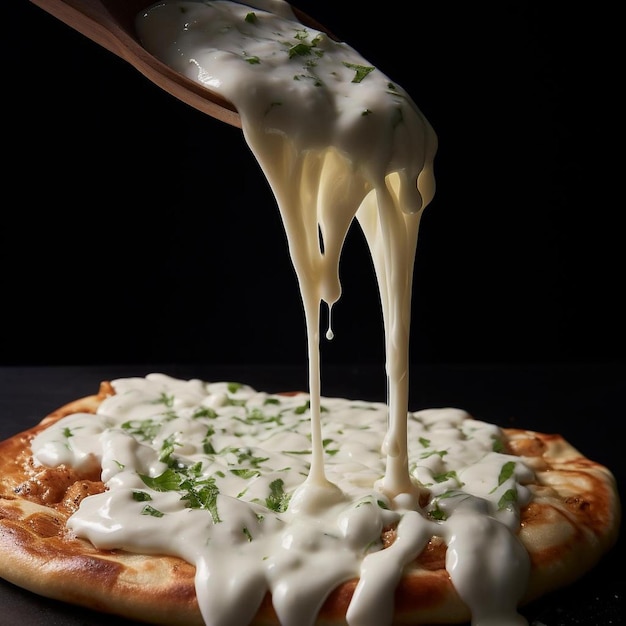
[{"x1": 1, "y1": 363, "x2": 624, "y2": 625}]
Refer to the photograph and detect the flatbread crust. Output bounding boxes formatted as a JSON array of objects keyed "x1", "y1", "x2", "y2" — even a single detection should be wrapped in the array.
[{"x1": 0, "y1": 382, "x2": 621, "y2": 625}]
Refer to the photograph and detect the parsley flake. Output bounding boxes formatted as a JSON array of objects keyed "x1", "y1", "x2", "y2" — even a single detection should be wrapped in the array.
[{"x1": 343, "y1": 62, "x2": 375, "y2": 83}]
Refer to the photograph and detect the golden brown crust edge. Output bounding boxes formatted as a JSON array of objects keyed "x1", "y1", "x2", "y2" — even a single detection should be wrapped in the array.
[
  {"x1": 0, "y1": 385, "x2": 206, "y2": 626},
  {"x1": 0, "y1": 384, "x2": 621, "y2": 625}
]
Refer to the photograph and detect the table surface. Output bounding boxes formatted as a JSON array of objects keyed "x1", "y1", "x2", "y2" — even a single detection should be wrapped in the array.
[{"x1": 1, "y1": 363, "x2": 624, "y2": 626}]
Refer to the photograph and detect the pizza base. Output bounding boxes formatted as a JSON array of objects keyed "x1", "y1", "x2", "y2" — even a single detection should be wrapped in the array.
[{"x1": 0, "y1": 382, "x2": 621, "y2": 625}]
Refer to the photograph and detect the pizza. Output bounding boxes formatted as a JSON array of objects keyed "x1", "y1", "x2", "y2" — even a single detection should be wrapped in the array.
[
  {"x1": 10, "y1": 3, "x2": 619, "y2": 625},
  {"x1": 0, "y1": 373, "x2": 620, "y2": 626}
]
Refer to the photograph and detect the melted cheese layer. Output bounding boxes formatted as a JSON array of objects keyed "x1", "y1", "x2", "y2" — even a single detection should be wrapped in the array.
[{"x1": 33, "y1": 374, "x2": 533, "y2": 626}]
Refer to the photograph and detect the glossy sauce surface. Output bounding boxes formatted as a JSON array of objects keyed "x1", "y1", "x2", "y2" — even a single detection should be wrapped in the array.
[
  {"x1": 33, "y1": 374, "x2": 533, "y2": 625},
  {"x1": 34, "y1": 1, "x2": 533, "y2": 624}
]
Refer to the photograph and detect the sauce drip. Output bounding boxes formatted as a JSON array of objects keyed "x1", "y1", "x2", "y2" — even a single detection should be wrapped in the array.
[{"x1": 135, "y1": 0, "x2": 436, "y2": 506}]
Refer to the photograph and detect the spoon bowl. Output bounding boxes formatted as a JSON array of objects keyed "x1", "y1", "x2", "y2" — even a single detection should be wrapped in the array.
[{"x1": 29, "y1": 0, "x2": 335, "y2": 128}]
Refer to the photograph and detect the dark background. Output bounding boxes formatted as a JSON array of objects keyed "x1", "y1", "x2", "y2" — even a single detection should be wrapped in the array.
[{"x1": 2, "y1": 1, "x2": 622, "y2": 367}]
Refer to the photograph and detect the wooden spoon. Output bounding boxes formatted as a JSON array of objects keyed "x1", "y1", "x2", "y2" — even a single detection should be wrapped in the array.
[{"x1": 29, "y1": 0, "x2": 336, "y2": 128}]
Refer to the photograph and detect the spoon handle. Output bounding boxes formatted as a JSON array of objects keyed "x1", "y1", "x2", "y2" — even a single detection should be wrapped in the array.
[{"x1": 29, "y1": 0, "x2": 242, "y2": 126}]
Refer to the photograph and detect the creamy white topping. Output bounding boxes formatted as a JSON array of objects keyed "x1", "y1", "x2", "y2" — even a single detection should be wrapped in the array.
[
  {"x1": 33, "y1": 373, "x2": 533, "y2": 626},
  {"x1": 135, "y1": 0, "x2": 436, "y2": 502},
  {"x1": 32, "y1": 1, "x2": 534, "y2": 625}
]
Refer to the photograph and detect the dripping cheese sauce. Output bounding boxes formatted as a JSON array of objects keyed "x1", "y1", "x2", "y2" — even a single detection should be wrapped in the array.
[{"x1": 31, "y1": 2, "x2": 533, "y2": 625}]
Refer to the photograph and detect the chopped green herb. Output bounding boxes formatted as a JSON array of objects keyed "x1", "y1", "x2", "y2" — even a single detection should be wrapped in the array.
[
  {"x1": 430, "y1": 505, "x2": 446, "y2": 520},
  {"x1": 492, "y1": 437, "x2": 505, "y2": 453},
  {"x1": 428, "y1": 490, "x2": 467, "y2": 521},
  {"x1": 265, "y1": 478, "x2": 291, "y2": 513},
  {"x1": 193, "y1": 407, "x2": 218, "y2": 419},
  {"x1": 159, "y1": 434, "x2": 180, "y2": 463},
  {"x1": 432, "y1": 470, "x2": 460, "y2": 484},
  {"x1": 490, "y1": 461, "x2": 516, "y2": 493},
  {"x1": 132, "y1": 490, "x2": 152, "y2": 502},
  {"x1": 342, "y1": 62, "x2": 375, "y2": 83},
  {"x1": 141, "y1": 505, "x2": 164, "y2": 517},
  {"x1": 153, "y1": 392, "x2": 175, "y2": 408},
  {"x1": 498, "y1": 461, "x2": 516, "y2": 485},
  {"x1": 294, "y1": 401, "x2": 310, "y2": 415},
  {"x1": 288, "y1": 42, "x2": 314, "y2": 58},
  {"x1": 237, "y1": 408, "x2": 283, "y2": 426},
  {"x1": 121, "y1": 419, "x2": 162, "y2": 441},
  {"x1": 188, "y1": 462, "x2": 204, "y2": 477},
  {"x1": 419, "y1": 449, "x2": 448, "y2": 460},
  {"x1": 226, "y1": 398, "x2": 247, "y2": 407},
  {"x1": 498, "y1": 488, "x2": 518, "y2": 510},
  {"x1": 230, "y1": 468, "x2": 261, "y2": 479},
  {"x1": 181, "y1": 477, "x2": 221, "y2": 522},
  {"x1": 140, "y1": 468, "x2": 182, "y2": 492}
]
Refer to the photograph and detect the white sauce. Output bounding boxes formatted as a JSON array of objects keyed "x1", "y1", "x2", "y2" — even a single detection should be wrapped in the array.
[
  {"x1": 32, "y1": 2, "x2": 535, "y2": 625},
  {"x1": 33, "y1": 375, "x2": 533, "y2": 626}
]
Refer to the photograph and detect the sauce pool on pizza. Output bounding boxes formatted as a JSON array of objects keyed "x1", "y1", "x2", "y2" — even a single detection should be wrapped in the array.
[{"x1": 0, "y1": 375, "x2": 621, "y2": 625}]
